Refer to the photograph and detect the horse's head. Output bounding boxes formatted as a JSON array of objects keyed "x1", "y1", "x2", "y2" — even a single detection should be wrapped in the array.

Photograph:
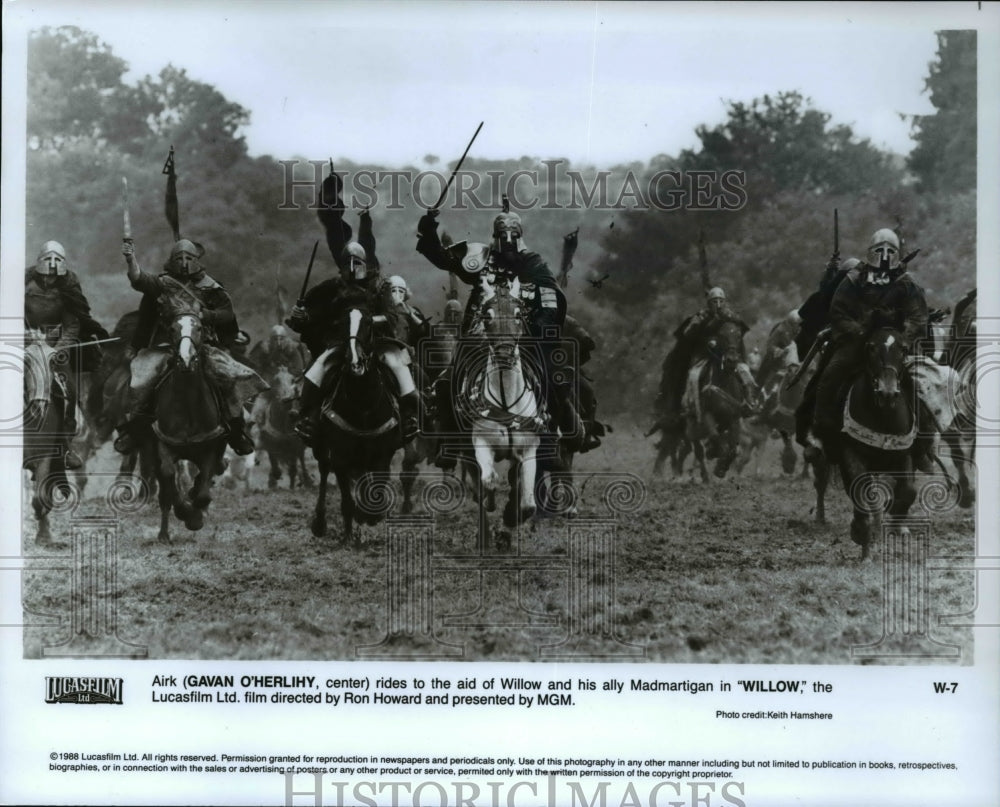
[
  {"x1": 864, "y1": 327, "x2": 908, "y2": 406},
  {"x1": 482, "y1": 280, "x2": 525, "y2": 370},
  {"x1": 270, "y1": 364, "x2": 300, "y2": 404},
  {"x1": 169, "y1": 309, "x2": 203, "y2": 371},
  {"x1": 712, "y1": 321, "x2": 745, "y2": 373},
  {"x1": 347, "y1": 308, "x2": 374, "y2": 376}
]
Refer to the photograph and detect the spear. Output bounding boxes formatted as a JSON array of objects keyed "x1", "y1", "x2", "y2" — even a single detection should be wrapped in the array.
[
  {"x1": 298, "y1": 241, "x2": 320, "y2": 305},
  {"x1": 698, "y1": 229, "x2": 711, "y2": 292},
  {"x1": 431, "y1": 121, "x2": 484, "y2": 211}
]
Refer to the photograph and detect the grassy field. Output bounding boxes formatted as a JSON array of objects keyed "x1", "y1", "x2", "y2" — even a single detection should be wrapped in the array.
[{"x1": 21, "y1": 420, "x2": 976, "y2": 664}]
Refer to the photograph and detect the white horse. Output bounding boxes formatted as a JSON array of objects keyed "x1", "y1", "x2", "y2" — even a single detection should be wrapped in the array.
[{"x1": 456, "y1": 277, "x2": 541, "y2": 550}]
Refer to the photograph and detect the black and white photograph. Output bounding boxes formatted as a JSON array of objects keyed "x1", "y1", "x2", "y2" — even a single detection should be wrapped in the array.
[{"x1": 2, "y1": 2, "x2": 998, "y2": 806}]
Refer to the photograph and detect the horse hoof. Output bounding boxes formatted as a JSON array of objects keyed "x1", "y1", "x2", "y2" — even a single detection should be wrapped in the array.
[
  {"x1": 157, "y1": 532, "x2": 171, "y2": 543},
  {"x1": 184, "y1": 512, "x2": 204, "y2": 531},
  {"x1": 311, "y1": 516, "x2": 327, "y2": 538},
  {"x1": 401, "y1": 500, "x2": 414, "y2": 515},
  {"x1": 959, "y1": 491, "x2": 975, "y2": 509},
  {"x1": 494, "y1": 529, "x2": 512, "y2": 553}
]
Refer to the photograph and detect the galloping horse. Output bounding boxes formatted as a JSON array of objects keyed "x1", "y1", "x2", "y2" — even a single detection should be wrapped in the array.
[
  {"x1": 252, "y1": 364, "x2": 311, "y2": 490},
  {"x1": 311, "y1": 308, "x2": 400, "y2": 545},
  {"x1": 817, "y1": 327, "x2": 919, "y2": 560},
  {"x1": 454, "y1": 277, "x2": 541, "y2": 547},
  {"x1": 145, "y1": 287, "x2": 229, "y2": 542},
  {"x1": 23, "y1": 332, "x2": 74, "y2": 545},
  {"x1": 683, "y1": 321, "x2": 760, "y2": 481}
]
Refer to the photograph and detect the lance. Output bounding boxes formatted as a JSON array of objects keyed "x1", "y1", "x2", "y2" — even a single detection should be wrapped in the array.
[
  {"x1": 298, "y1": 240, "x2": 320, "y2": 305},
  {"x1": 833, "y1": 208, "x2": 839, "y2": 262},
  {"x1": 122, "y1": 177, "x2": 132, "y2": 244},
  {"x1": 698, "y1": 229, "x2": 710, "y2": 292},
  {"x1": 431, "y1": 121, "x2": 484, "y2": 212}
]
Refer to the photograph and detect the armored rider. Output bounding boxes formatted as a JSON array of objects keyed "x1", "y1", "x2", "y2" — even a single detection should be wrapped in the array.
[
  {"x1": 24, "y1": 240, "x2": 110, "y2": 469},
  {"x1": 113, "y1": 239, "x2": 263, "y2": 455}
]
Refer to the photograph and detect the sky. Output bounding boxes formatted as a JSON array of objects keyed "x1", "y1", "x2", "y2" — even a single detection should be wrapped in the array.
[{"x1": 5, "y1": 1, "x2": 990, "y2": 168}]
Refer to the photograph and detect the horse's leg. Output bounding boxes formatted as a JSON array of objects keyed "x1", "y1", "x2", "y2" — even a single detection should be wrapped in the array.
[
  {"x1": 311, "y1": 451, "x2": 329, "y2": 538},
  {"x1": 287, "y1": 447, "x2": 299, "y2": 490},
  {"x1": 267, "y1": 450, "x2": 280, "y2": 490},
  {"x1": 473, "y1": 434, "x2": 498, "y2": 513},
  {"x1": 813, "y1": 454, "x2": 830, "y2": 525},
  {"x1": 690, "y1": 432, "x2": 710, "y2": 484},
  {"x1": 841, "y1": 454, "x2": 874, "y2": 560},
  {"x1": 779, "y1": 432, "x2": 798, "y2": 476},
  {"x1": 156, "y1": 448, "x2": 177, "y2": 543},
  {"x1": 31, "y1": 456, "x2": 54, "y2": 545},
  {"x1": 401, "y1": 446, "x2": 417, "y2": 515},
  {"x1": 515, "y1": 439, "x2": 538, "y2": 524},
  {"x1": 943, "y1": 428, "x2": 975, "y2": 509},
  {"x1": 338, "y1": 469, "x2": 357, "y2": 548}
]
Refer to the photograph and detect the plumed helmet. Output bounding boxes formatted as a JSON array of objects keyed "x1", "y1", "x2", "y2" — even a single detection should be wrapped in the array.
[
  {"x1": 867, "y1": 229, "x2": 901, "y2": 271},
  {"x1": 167, "y1": 239, "x2": 202, "y2": 278},
  {"x1": 36, "y1": 240, "x2": 67, "y2": 276},
  {"x1": 492, "y1": 212, "x2": 523, "y2": 254},
  {"x1": 340, "y1": 241, "x2": 368, "y2": 281},
  {"x1": 387, "y1": 274, "x2": 410, "y2": 302},
  {"x1": 706, "y1": 286, "x2": 726, "y2": 302}
]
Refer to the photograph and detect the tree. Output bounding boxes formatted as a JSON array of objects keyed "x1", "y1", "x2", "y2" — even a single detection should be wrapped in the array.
[
  {"x1": 907, "y1": 30, "x2": 976, "y2": 193},
  {"x1": 27, "y1": 26, "x2": 129, "y2": 149}
]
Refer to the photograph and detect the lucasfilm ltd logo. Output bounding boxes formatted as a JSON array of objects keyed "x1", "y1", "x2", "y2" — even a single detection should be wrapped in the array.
[{"x1": 45, "y1": 677, "x2": 123, "y2": 705}]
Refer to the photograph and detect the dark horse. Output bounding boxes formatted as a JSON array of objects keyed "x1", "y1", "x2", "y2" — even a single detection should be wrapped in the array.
[
  {"x1": 86, "y1": 310, "x2": 157, "y2": 491},
  {"x1": 23, "y1": 334, "x2": 74, "y2": 546},
  {"x1": 684, "y1": 321, "x2": 760, "y2": 481},
  {"x1": 311, "y1": 308, "x2": 401, "y2": 546},
  {"x1": 816, "y1": 327, "x2": 919, "y2": 560},
  {"x1": 939, "y1": 289, "x2": 976, "y2": 508},
  {"x1": 252, "y1": 364, "x2": 311, "y2": 490},
  {"x1": 143, "y1": 293, "x2": 229, "y2": 542}
]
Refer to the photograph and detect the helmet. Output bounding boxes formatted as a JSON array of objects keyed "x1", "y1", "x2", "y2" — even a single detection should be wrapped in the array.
[
  {"x1": 492, "y1": 212, "x2": 523, "y2": 255},
  {"x1": 36, "y1": 240, "x2": 67, "y2": 276},
  {"x1": 706, "y1": 287, "x2": 726, "y2": 301},
  {"x1": 866, "y1": 229, "x2": 901, "y2": 272},
  {"x1": 168, "y1": 239, "x2": 202, "y2": 278},
  {"x1": 443, "y1": 299, "x2": 463, "y2": 325},
  {"x1": 387, "y1": 274, "x2": 409, "y2": 304},
  {"x1": 270, "y1": 324, "x2": 288, "y2": 338},
  {"x1": 340, "y1": 241, "x2": 368, "y2": 281}
]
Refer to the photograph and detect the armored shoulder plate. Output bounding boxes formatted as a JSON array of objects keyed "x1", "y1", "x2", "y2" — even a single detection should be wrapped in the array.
[{"x1": 446, "y1": 241, "x2": 492, "y2": 274}]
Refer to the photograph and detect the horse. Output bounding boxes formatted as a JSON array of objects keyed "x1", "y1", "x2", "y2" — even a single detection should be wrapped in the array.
[
  {"x1": 816, "y1": 326, "x2": 919, "y2": 560},
  {"x1": 683, "y1": 321, "x2": 761, "y2": 482},
  {"x1": 252, "y1": 364, "x2": 311, "y2": 490},
  {"x1": 452, "y1": 277, "x2": 541, "y2": 548},
  {"x1": 938, "y1": 289, "x2": 976, "y2": 508},
  {"x1": 86, "y1": 310, "x2": 157, "y2": 492},
  {"x1": 398, "y1": 329, "x2": 457, "y2": 514},
  {"x1": 23, "y1": 333, "x2": 75, "y2": 546},
  {"x1": 142, "y1": 291, "x2": 229, "y2": 542},
  {"x1": 310, "y1": 308, "x2": 401, "y2": 546}
]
